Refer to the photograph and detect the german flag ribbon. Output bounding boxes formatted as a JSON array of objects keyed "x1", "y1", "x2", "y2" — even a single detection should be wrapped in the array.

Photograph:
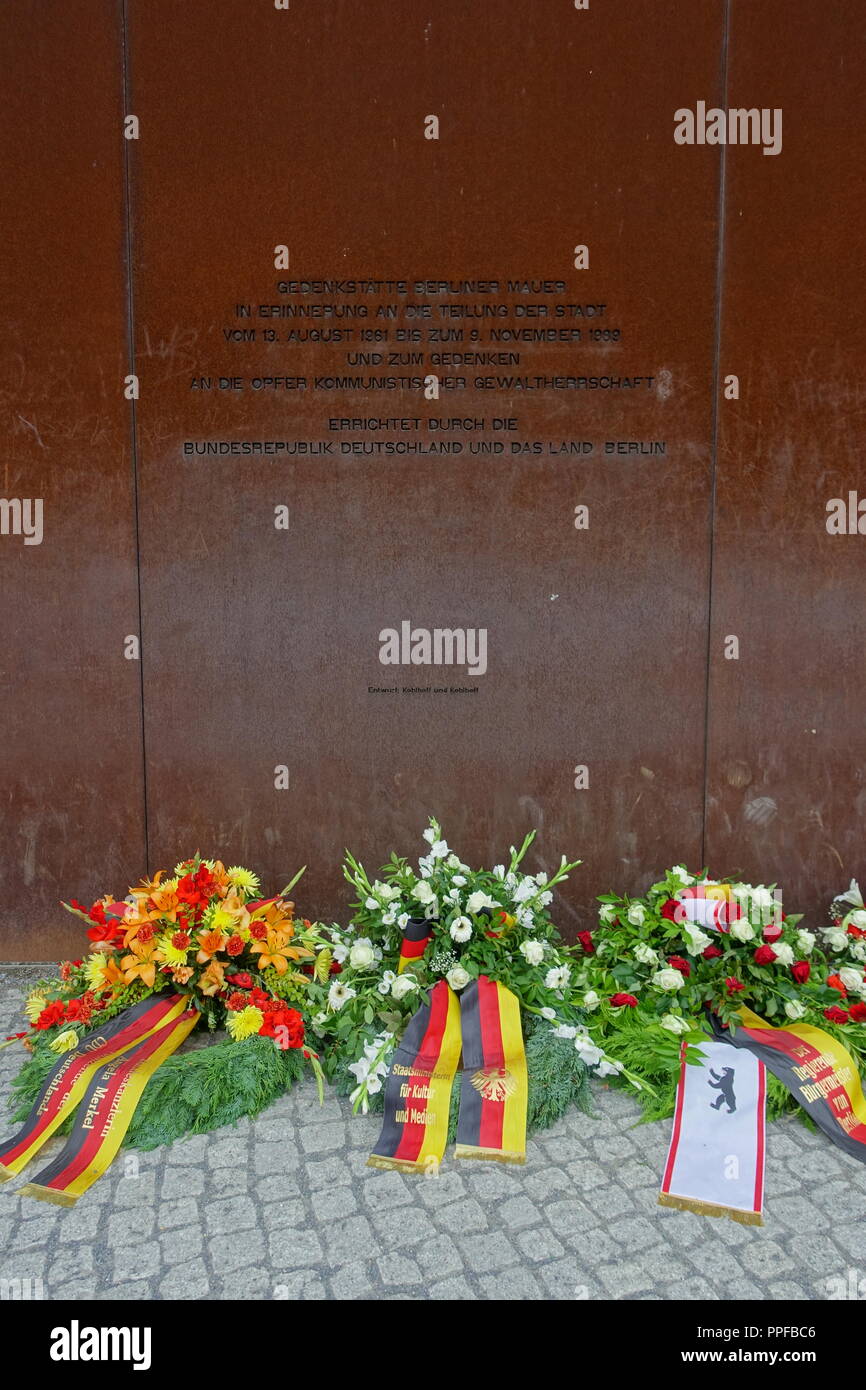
[
  {"x1": 0, "y1": 993, "x2": 193, "y2": 1196},
  {"x1": 368, "y1": 976, "x2": 527, "y2": 1173},
  {"x1": 710, "y1": 1005, "x2": 866, "y2": 1163},
  {"x1": 18, "y1": 1005, "x2": 197, "y2": 1206},
  {"x1": 397, "y1": 916, "x2": 435, "y2": 974}
]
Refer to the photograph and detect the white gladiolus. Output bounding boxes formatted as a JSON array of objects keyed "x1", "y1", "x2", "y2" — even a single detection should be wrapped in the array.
[
  {"x1": 582, "y1": 990, "x2": 600, "y2": 1011},
  {"x1": 467, "y1": 890, "x2": 496, "y2": 914},
  {"x1": 413, "y1": 881, "x2": 436, "y2": 905}
]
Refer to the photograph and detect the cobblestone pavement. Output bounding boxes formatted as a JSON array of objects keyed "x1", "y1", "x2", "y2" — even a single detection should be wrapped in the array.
[{"x1": 2, "y1": 967, "x2": 865, "y2": 1302}]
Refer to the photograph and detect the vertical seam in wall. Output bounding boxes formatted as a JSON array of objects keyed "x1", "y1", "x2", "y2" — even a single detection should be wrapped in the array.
[
  {"x1": 119, "y1": 0, "x2": 150, "y2": 873},
  {"x1": 700, "y1": 0, "x2": 732, "y2": 867}
]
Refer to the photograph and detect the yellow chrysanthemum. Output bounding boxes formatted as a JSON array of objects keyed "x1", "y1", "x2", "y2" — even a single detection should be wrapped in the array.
[
  {"x1": 49, "y1": 1028, "x2": 79, "y2": 1055},
  {"x1": 226, "y1": 1006, "x2": 264, "y2": 1042},
  {"x1": 226, "y1": 866, "x2": 261, "y2": 895},
  {"x1": 24, "y1": 993, "x2": 47, "y2": 1024},
  {"x1": 85, "y1": 955, "x2": 110, "y2": 991},
  {"x1": 157, "y1": 935, "x2": 190, "y2": 967}
]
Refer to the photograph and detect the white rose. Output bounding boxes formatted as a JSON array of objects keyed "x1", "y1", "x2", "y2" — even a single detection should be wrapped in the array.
[
  {"x1": 825, "y1": 928, "x2": 849, "y2": 952},
  {"x1": 670, "y1": 865, "x2": 694, "y2": 886},
  {"x1": 391, "y1": 974, "x2": 419, "y2": 1001},
  {"x1": 598, "y1": 903, "x2": 617, "y2": 925},
  {"x1": 513, "y1": 879, "x2": 536, "y2": 904},
  {"x1": 633, "y1": 942, "x2": 659, "y2": 966},
  {"x1": 413, "y1": 881, "x2": 436, "y2": 905},
  {"x1": 544, "y1": 965, "x2": 571, "y2": 991},
  {"x1": 653, "y1": 967, "x2": 685, "y2": 992},
  {"x1": 729, "y1": 918, "x2": 755, "y2": 942},
  {"x1": 451, "y1": 875, "x2": 467, "y2": 887},
  {"x1": 839, "y1": 967, "x2": 865, "y2": 993},
  {"x1": 851, "y1": 941, "x2": 866, "y2": 963},
  {"x1": 849, "y1": 910, "x2": 866, "y2": 929},
  {"x1": 582, "y1": 990, "x2": 600, "y2": 1011},
  {"x1": 519, "y1": 939, "x2": 545, "y2": 966},
  {"x1": 773, "y1": 942, "x2": 794, "y2": 967},
  {"x1": 750, "y1": 887, "x2": 775, "y2": 911},
  {"x1": 348, "y1": 938, "x2": 376, "y2": 969},
  {"x1": 449, "y1": 916, "x2": 472, "y2": 944},
  {"x1": 467, "y1": 890, "x2": 495, "y2": 914},
  {"x1": 796, "y1": 930, "x2": 815, "y2": 956},
  {"x1": 445, "y1": 965, "x2": 471, "y2": 992},
  {"x1": 784, "y1": 1000, "x2": 807, "y2": 1021},
  {"x1": 626, "y1": 904, "x2": 646, "y2": 926},
  {"x1": 660, "y1": 1014, "x2": 690, "y2": 1035},
  {"x1": 683, "y1": 925, "x2": 713, "y2": 956}
]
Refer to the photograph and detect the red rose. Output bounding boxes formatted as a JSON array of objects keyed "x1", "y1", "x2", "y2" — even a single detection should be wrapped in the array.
[
  {"x1": 661, "y1": 898, "x2": 684, "y2": 923},
  {"x1": 753, "y1": 945, "x2": 777, "y2": 965},
  {"x1": 824, "y1": 1006, "x2": 850, "y2": 1024},
  {"x1": 667, "y1": 956, "x2": 691, "y2": 977},
  {"x1": 226, "y1": 972, "x2": 253, "y2": 989},
  {"x1": 703, "y1": 944, "x2": 723, "y2": 960},
  {"x1": 791, "y1": 960, "x2": 810, "y2": 985},
  {"x1": 725, "y1": 977, "x2": 745, "y2": 993},
  {"x1": 762, "y1": 922, "x2": 783, "y2": 943},
  {"x1": 577, "y1": 932, "x2": 595, "y2": 954},
  {"x1": 609, "y1": 993, "x2": 638, "y2": 1008},
  {"x1": 848, "y1": 1002, "x2": 866, "y2": 1023},
  {"x1": 36, "y1": 1001, "x2": 66, "y2": 1029},
  {"x1": 329, "y1": 960, "x2": 343, "y2": 975},
  {"x1": 827, "y1": 974, "x2": 847, "y2": 996}
]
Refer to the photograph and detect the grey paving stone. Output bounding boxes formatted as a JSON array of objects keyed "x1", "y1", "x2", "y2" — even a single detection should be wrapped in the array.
[{"x1": 3, "y1": 971, "x2": 866, "y2": 1302}]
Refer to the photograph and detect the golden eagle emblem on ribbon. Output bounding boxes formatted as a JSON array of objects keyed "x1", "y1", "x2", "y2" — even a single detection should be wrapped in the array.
[{"x1": 470, "y1": 1066, "x2": 516, "y2": 1103}]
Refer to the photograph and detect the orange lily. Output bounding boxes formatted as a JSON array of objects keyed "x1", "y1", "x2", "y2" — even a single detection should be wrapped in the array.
[
  {"x1": 121, "y1": 939, "x2": 160, "y2": 989},
  {"x1": 196, "y1": 928, "x2": 228, "y2": 963},
  {"x1": 248, "y1": 926, "x2": 313, "y2": 975},
  {"x1": 198, "y1": 960, "x2": 226, "y2": 996}
]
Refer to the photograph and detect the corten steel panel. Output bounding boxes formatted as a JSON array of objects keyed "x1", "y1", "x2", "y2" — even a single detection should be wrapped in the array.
[
  {"x1": 705, "y1": 1, "x2": 866, "y2": 919},
  {"x1": 128, "y1": 0, "x2": 725, "y2": 932},
  {"x1": 0, "y1": 2, "x2": 146, "y2": 959}
]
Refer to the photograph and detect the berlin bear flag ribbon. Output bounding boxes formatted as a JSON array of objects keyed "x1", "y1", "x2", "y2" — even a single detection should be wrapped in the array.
[
  {"x1": 0, "y1": 993, "x2": 197, "y2": 1205},
  {"x1": 659, "y1": 1039, "x2": 767, "y2": 1225},
  {"x1": 368, "y1": 976, "x2": 528, "y2": 1172},
  {"x1": 661, "y1": 1005, "x2": 866, "y2": 1225}
]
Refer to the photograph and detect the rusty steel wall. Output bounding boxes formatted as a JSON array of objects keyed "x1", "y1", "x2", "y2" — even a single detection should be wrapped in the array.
[{"x1": 1, "y1": 1, "x2": 862, "y2": 959}]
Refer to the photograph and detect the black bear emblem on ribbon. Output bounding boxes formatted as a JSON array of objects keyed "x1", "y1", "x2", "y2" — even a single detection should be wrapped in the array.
[{"x1": 708, "y1": 1066, "x2": 737, "y2": 1114}]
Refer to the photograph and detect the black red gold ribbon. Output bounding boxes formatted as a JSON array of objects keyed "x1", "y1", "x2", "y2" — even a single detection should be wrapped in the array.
[
  {"x1": 0, "y1": 993, "x2": 196, "y2": 1203},
  {"x1": 368, "y1": 975, "x2": 527, "y2": 1172},
  {"x1": 397, "y1": 917, "x2": 434, "y2": 974}
]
